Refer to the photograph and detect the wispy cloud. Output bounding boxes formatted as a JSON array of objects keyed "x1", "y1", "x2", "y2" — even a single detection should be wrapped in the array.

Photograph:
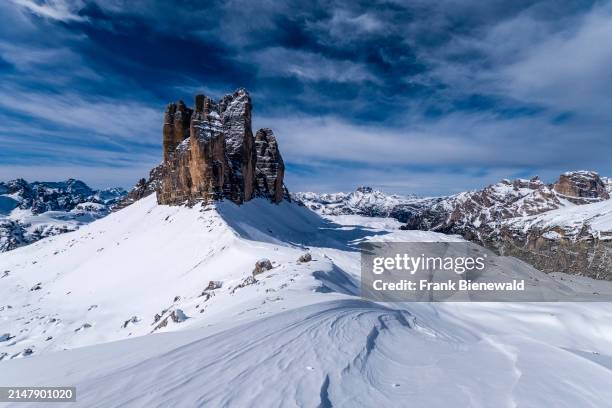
[{"x1": 11, "y1": 0, "x2": 85, "y2": 22}]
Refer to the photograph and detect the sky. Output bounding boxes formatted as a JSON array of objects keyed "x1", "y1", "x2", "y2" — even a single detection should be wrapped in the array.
[{"x1": 1, "y1": 0, "x2": 612, "y2": 196}]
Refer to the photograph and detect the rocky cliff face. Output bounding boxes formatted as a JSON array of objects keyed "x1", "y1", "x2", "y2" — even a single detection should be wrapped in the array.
[
  {"x1": 401, "y1": 171, "x2": 612, "y2": 279},
  {"x1": 482, "y1": 198, "x2": 612, "y2": 280},
  {"x1": 254, "y1": 128, "x2": 286, "y2": 203},
  {"x1": 552, "y1": 171, "x2": 610, "y2": 203},
  {"x1": 156, "y1": 88, "x2": 286, "y2": 205}
]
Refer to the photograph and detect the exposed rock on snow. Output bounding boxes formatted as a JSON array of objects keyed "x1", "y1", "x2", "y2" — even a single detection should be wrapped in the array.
[
  {"x1": 298, "y1": 253, "x2": 312, "y2": 263},
  {"x1": 74, "y1": 323, "x2": 92, "y2": 332},
  {"x1": 205, "y1": 281, "x2": 223, "y2": 291},
  {"x1": 483, "y1": 199, "x2": 612, "y2": 279},
  {"x1": 153, "y1": 309, "x2": 189, "y2": 331},
  {"x1": 231, "y1": 275, "x2": 259, "y2": 293},
  {"x1": 122, "y1": 316, "x2": 140, "y2": 329},
  {"x1": 114, "y1": 166, "x2": 163, "y2": 210},
  {"x1": 253, "y1": 259, "x2": 273, "y2": 276}
]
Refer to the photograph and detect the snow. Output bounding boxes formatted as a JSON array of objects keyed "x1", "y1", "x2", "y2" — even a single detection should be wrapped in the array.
[
  {"x1": 0, "y1": 180, "x2": 126, "y2": 252},
  {"x1": 1, "y1": 194, "x2": 612, "y2": 406},
  {"x1": 501, "y1": 198, "x2": 612, "y2": 239},
  {"x1": 293, "y1": 187, "x2": 430, "y2": 219}
]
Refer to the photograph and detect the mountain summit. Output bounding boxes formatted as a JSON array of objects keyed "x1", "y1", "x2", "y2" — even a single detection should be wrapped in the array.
[{"x1": 156, "y1": 88, "x2": 287, "y2": 205}]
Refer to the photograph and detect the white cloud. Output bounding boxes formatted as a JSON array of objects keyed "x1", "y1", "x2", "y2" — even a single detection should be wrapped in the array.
[
  {"x1": 248, "y1": 47, "x2": 379, "y2": 83},
  {"x1": 257, "y1": 110, "x2": 610, "y2": 168},
  {"x1": 422, "y1": 3, "x2": 612, "y2": 118},
  {"x1": 500, "y1": 5, "x2": 612, "y2": 115},
  {"x1": 0, "y1": 85, "x2": 161, "y2": 143},
  {"x1": 11, "y1": 0, "x2": 86, "y2": 22}
]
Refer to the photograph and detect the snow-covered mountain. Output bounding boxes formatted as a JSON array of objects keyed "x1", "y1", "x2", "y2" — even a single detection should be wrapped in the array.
[
  {"x1": 293, "y1": 186, "x2": 438, "y2": 222},
  {"x1": 485, "y1": 198, "x2": 612, "y2": 279},
  {"x1": 2, "y1": 194, "x2": 612, "y2": 406},
  {"x1": 296, "y1": 172, "x2": 612, "y2": 279},
  {"x1": 0, "y1": 179, "x2": 126, "y2": 252},
  {"x1": 401, "y1": 171, "x2": 612, "y2": 278}
]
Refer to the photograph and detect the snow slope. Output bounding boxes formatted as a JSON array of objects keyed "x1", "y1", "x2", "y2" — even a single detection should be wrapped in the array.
[
  {"x1": 1, "y1": 194, "x2": 459, "y2": 358},
  {"x1": 2, "y1": 195, "x2": 612, "y2": 407},
  {"x1": 500, "y1": 197, "x2": 612, "y2": 240}
]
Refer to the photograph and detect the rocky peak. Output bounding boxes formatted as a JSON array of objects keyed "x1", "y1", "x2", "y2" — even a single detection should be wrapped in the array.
[
  {"x1": 255, "y1": 128, "x2": 285, "y2": 203},
  {"x1": 603, "y1": 177, "x2": 612, "y2": 195},
  {"x1": 156, "y1": 88, "x2": 286, "y2": 206},
  {"x1": 553, "y1": 171, "x2": 609, "y2": 201},
  {"x1": 162, "y1": 100, "x2": 192, "y2": 162}
]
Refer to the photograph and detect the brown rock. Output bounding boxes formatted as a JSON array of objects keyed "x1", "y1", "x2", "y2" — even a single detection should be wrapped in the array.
[
  {"x1": 255, "y1": 128, "x2": 286, "y2": 203},
  {"x1": 156, "y1": 88, "x2": 287, "y2": 206},
  {"x1": 163, "y1": 101, "x2": 192, "y2": 162},
  {"x1": 297, "y1": 253, "x2": 312, "y2": 263},
  {"x1": 252, "y1": 259, "x2": 273, "y2": 276},
  {"x1": 553, "y1": 171, "x2": 609, "y2": 201}
]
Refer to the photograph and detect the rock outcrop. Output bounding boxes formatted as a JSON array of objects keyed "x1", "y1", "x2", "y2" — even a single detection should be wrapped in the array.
[
  {"x1": 114, "y1": 165, "x2": 163, "y2": 210},
  {"x1": 156, "y1": 88, "x2": 286, "y2": 205},
  {"x1": 479, "y1": 195, "x2": 612, "y2": 280},
  {"x1": 553, "y1": 171, "x2": 609, "y2": 202},
  {"x1": 255, "y1": 128, "x2": 286, "y2": 203},
  {"x1": 400, "y1": 171, "x2": 612, "y2": 279}
]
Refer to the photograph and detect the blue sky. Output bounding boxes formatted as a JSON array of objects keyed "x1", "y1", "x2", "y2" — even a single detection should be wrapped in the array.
[{"x1": 1, "y1": 0, "x2": 612, "y2": 195}]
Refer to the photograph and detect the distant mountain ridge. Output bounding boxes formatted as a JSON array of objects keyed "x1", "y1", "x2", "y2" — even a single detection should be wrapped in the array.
[
  {"x1": 294, "y1": 171, "x2": 612, "y2": 279},
  {"x1": 0, "y1": 179, "x2": 126, "y2": 252},
  {"x1": 292, "y1": 187, "x2": 439, "y2": 222}
]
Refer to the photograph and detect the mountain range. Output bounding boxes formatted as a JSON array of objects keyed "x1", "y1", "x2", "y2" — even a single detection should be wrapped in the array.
[
  {"x1": 295, "y1": 171, "x2": 612, "y2": 280},
  {"x1": 0, "y1": 179, "x2": 125, "y2": 252}
]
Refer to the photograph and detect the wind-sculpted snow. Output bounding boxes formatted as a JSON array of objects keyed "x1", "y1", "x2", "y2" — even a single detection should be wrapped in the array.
[
  {"x1": 3, "y1": 194, "x2": 433, "y2": 360},
  {"x1": 3, "y1": 300, "x2": 612, "y2": 407},
  {"x1": 2, "y1": 194, "x2": 612, "y2": 406}
]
